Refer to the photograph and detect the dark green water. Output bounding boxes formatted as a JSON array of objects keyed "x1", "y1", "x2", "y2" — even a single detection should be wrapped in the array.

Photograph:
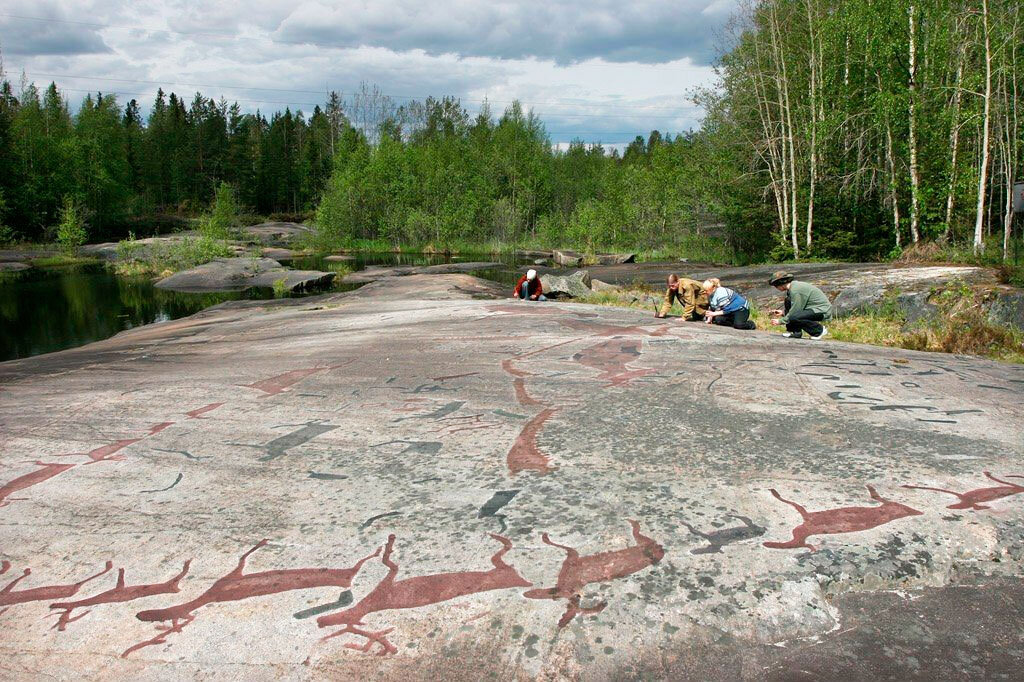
[{"x1": 0, "y1": 252, "x2": 523, "y2": 362}]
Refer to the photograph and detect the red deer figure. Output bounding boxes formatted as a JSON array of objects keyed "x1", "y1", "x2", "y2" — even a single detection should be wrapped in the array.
[
  {"x1": 523, "y1": 520, "x2": 665, "y2": 627},
  {"x1": 903, "y1": 472, "x2": 1024, "y2": 510},
  {"x1": 317, "y1": 533, "x2": 532, "y2": 655},
  {"x1": 764, "y1": 485, "x2": 922, "y2": 551}
]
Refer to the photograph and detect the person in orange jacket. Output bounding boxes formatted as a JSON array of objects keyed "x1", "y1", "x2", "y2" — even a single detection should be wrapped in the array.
[{"x1": 513, "y1": 269, "x2": 546, "y2": 301}]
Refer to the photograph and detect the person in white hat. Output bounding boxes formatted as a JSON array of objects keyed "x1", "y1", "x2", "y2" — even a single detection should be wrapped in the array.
[{"x1": 513, "y1": 269, "x2": 546, "y2": 301}]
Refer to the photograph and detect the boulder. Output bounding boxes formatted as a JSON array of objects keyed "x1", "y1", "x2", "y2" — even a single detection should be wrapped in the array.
[
  {"x1": 590, "y1": 278, "x2": 620, "y2": 293},
  {"x1": 831, "y1": 284, "x2": 886, "y2": 317},
  {"x1": 242, "y1": 222, "x2": 311, "y2": 245},
  {"x1": 0, "y1": 249, "x2": 56, "y2": 262},
  {"x1": 543, "y1": 270, "x2": 592, "y2": 299},
  {"x1": 343, "y1": 262, "x2": 501, "y2": 283},
  {"x1": 533, "y1": 258, "x2": 548, "y2": 266},
  {"x1": 0, "y1": 261, "x2": 30, "y2": 272},
  {"x1": 987, "y1": 291, "x2": 1024, "y2": 330},
  {"x1": 155, "y1": 257, "x2": 335, "y2": 293},
  {"x1": 553, "y1": 249, "x2": 584, "y2": 267},
  {"x1": 250, "y1": 269, "x2": 336, "y2": 292},
  {"x1": 325, "y1": 254, "x2": 355, "y2": 262},
  {"x1": 896, "y1": 292, "x2": 939, "y2": 326},
  {"x1": 515, "y1": 249, "x2": 552, "y2": 259},
  {"x1": 594, "y1": 253, "x2": 636, "y2": 265},
  {"x1": 261, "y1": 247, "x2": 297, "y2": 260}
]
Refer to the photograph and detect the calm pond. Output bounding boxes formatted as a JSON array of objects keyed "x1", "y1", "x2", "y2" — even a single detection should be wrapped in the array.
[{"x1": 1, "y1": 253, "x2": 524, "y2": 362}]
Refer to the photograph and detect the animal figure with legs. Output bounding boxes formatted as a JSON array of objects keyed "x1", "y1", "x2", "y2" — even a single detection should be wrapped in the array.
[
  {"x1": 523, "y1": 520, "x2": 665, "y2": 627},
  {"x1": 903, "y1": 472, "x2": 1024, "y2": 510},
  {"x1": 317, "y1": 533, "x2": 531, "y2": 655},
  {"x1": 764, "y1": 486, "x2": 922, "y2": 551}
]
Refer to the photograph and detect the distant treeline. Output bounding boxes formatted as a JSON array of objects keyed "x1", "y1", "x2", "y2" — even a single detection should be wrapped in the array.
[
  {"x1": 1, "y1": 0, "x2": 1020, "y2": 262},
  {"x1": 0, "y1": 77, "x2": 340, "y2": 241}
]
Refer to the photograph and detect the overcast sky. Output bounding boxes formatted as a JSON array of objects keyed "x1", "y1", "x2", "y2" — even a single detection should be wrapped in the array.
[{"x1": 0, "y1": 0, "x2": 739, "y2": 148}]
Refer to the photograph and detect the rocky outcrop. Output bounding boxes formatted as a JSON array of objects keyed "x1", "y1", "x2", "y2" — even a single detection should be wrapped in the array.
[
  {"x1": 831, "y1": 284, "x2": 887, "y2": 317},
  {"x1": 325, "y1": 255, "x2": 355, "y2": 262},
  {"x1": 594, "y1": 253, "x2": 636, "y2": 265},
  {"x1": 590, "y1": 279, "x2": 620, "y2": 292},
  {"x1": 988, "y1": 291, "x2": 1024, "y2": 330},
  {"x1": 897, "y1": 292, "x2": 939, "y2": 326},
  {"x1": 515, "y1": 249, "x2": 552, "y2": 259},
  {"x1": 0, "y1": 249, "x2": 57, "y2": 262},
  {"x1": 0, "y1": 261, "x2": 30, "y2": 272},
  {"x1": 261, "y1": 248, "x2": 299, "y2": 260},
  {"x1": 155, "y1": 257, "x2": 335, "y2": 293},
  {"x1": 242, "y1": 222, "x2": 311, "y2": 245},
  {"x1": 553, "y1": 249, "x2": 584, "y2": 267},
  {"x1": 343, "y1": 262, "x2": 501, "y2": 283},
  {"x1": 542, "y1": 270, "x2": 592, "y2": 299}
]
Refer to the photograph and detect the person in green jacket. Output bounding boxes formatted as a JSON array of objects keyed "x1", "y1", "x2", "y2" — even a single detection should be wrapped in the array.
[{"x1": 768, "y1": 271, "x2": 832, "y2": 339}]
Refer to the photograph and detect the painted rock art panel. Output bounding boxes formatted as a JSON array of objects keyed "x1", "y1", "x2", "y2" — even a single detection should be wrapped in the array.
[
  {"x1": 764, "y1": 486, "x2": 922, "y2": 551},
  {"x1": 572, "y1": 339, "x2": 655, "y2": 387},
  {"x1": 524, "y1": 520, "x2": 665, "y2": 627},
  {"x1": 125, "y1": 540, "x2": 380, "y2": 657},
  {"x1": 903, "y1": 472, "x2": 1024, "y2": 510},
  {"x1": 506, "y1": 408, "x2": 558, "y2": 475},
  {"x1": 317, "y1": 534, "x2": 531, "y2": 654}
]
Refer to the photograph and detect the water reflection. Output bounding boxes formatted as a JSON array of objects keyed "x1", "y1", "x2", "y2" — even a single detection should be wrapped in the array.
[
  {"x1": 1, "y1": 252, "x2": 527, "y2": 362},
  {"x1": 0, "y1": 265, "x2": 258, "y2": 361}
]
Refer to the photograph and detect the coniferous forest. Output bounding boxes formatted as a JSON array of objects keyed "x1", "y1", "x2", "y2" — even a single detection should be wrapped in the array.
[{"x1": 0, "y1": 0, "x2": 1021, "y2": 262}]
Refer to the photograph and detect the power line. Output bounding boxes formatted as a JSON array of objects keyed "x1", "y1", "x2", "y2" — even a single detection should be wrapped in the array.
[{"x1": 10, "y1": 68, "x2": 697, "y2": 115}]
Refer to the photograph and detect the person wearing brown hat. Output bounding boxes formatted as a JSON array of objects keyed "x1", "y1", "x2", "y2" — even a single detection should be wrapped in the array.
[
  {"x1": 655, "y1": 274, "x2": 708, "y2": 320},
  {"x1": 768, "y1": 271, "x2": 831, "y2": 339}
]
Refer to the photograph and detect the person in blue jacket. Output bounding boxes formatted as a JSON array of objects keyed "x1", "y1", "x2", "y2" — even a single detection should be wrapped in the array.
[{"x1": 701, "y1": 278, "x2": 756, "y2": 330}]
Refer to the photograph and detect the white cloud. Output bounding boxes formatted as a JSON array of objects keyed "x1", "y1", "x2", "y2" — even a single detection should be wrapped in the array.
[{"x1": 3, "y1": 0, "x2": 735, "y2": 143}]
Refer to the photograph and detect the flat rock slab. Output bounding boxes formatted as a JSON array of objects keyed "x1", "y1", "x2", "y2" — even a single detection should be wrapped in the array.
[
  {"x1": 155, "y1": 257, "x2": 335, "y2": 293},
  {"x1": 342, "y1": 261, "x2": 501, "y2": 283},
  {"x1": 0, "y1": 274, "x2": 1022, "y2": 679},
  {"x1": 0, "y1": 249, "x2": 57, "y2": 262},
  {"x1": 243, "y1": 222, "x2": 311, "y2": 245},
  {"x1": 0, "y1": 261, "x2": 30, "y2": 272}
]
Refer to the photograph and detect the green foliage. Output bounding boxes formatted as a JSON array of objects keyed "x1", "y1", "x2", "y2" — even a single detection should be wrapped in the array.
[
  {"x1": 56, "y1": 196, "x2": 88, "y2": 251},
  {"x1": 113, "y1": 235, "x2": 233, "y2": 276},
  {"x1": 199, "y1": 182, "x2": 241, "y2": 239},
  {"x1": 272, "y1": 276, "x2": 290, "y2": 298}
]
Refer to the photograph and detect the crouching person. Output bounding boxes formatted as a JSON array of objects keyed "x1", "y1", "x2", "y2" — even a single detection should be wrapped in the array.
[
  {"x1": 701, "y1": 278, "x2": 756, "y2": 330},
  {"x1": 768, "y1": 271, "x2": 831, "y2": 339},
  {"x1": 513, "y1": 269, "x2": 546, "y2": 301},
  {"x1": 656, "y1": 274, "x2": 708, "y2": 320}
]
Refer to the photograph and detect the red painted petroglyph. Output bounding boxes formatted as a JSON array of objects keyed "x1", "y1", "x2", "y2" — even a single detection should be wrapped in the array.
[
  {"x1": 524, "y1": 520, "x2": 665, "y2": 627},
  {"x1": 0, "y1": 461, "x2": 76, "y2": 507},
  {"x1": 507, "y1": 408, "x2": 558, "y2": 475},
  {"x1": 764, "y1": 486, "x2": 923, "y2": 551},
  {"x1": 185, "y1": 403, "x2": 224, "y2": 419},
  {"x1": 317, "y1": 533, "x2": 531, "y2": 655},
  {"x1": 125, "y1": 540, "x2": 380, "y2": 657},
  {"x1": 903, "y1": 472, "x2": 1024, "y2": 510},
  {"x1": 0, "y1": 560, "x2": 113, "y2": 609},
  {"x1": 557, "y1": 319, "x2": 669, "y2": 337},
  {"x1": 50, "y1": 562, "x2": 192, "y2": 631},
  {"x1": 572, "y1": 339, "x2": 655, "y2": 387},
  {"x1": 81, "y1": 422, "x2": 175, "y2": 465},
  {"x1": 512, "y1": 378, "x2": 543, "y2": 406},
  {"x1": 243, "y1": 367, "x2": 331, "y2": 396}
]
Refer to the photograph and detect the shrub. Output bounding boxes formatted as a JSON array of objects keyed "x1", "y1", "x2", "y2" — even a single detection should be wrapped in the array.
[
  {"x1": 199, "y1": 183, "x2": 241, "y2": 240},
  {"x1": 56, "y1": 196, "x2": 89, "y2": 252}
]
